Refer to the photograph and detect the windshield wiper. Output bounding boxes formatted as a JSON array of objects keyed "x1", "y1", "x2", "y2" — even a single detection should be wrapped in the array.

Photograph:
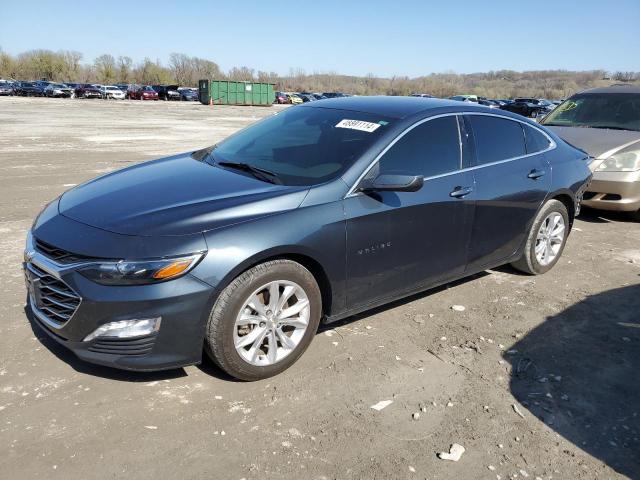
[{"x1": 217, "y1": 161, "x2": 281, "y2": 184}]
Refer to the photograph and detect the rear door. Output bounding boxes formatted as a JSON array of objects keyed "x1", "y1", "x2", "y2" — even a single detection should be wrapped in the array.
[
  {"x1": 465, "y1": 114, "x2": 552, "y2": 271},
  {"x1": 344, "y1": 115, "x2": 476, "y2": 308}
]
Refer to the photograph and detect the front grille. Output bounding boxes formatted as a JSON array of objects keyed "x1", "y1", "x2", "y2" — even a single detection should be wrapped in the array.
[
  {"x1": 88, "y1": 334, "x2": 157, "y2": 356},
  {"x1": 26, "y1": 263, "x2": 81, "y2": 325},
  {"x1": 34, "y1": 238, "x2": 96, "y2": 264}
]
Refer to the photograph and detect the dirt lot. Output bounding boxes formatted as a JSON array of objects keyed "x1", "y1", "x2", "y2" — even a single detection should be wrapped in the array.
[{"x1": 1, "y1": 97, "x2": 638, "y2": 480}]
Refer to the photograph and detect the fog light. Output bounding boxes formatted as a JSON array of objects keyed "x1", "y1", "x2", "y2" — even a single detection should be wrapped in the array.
[{"x1": 83, "y1": 317, "x2": 161, "y2": 342}]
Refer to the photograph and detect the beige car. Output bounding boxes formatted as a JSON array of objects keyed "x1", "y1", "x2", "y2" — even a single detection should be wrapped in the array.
[{"x1": 541, "y1": 85, "x2": 640, "y2": 220}]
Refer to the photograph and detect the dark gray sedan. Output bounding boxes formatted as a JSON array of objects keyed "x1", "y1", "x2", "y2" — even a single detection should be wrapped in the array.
[{"x1": 25, "y1": 97, "x2": 591, "y2": 380}]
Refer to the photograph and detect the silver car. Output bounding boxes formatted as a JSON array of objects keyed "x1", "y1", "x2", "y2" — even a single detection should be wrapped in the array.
[{"x1": 541, "y1": 85, "x2": 640, "y2": 220}]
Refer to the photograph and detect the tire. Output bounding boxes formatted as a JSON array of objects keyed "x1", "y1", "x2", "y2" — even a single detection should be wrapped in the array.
[
  {"x1": 205, "y1": 259, "x2": 322, "y2": 381},
  {"x1": 512, "y1": 199, "x2": 570, "y2": 275},
  {"x1": 630, "y1": 210, "x2": 640, "y2": 222}
]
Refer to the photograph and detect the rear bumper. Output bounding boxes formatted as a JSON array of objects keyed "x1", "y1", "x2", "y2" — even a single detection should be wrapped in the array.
[{"x1": 582, "y1": 171, "x2": 640, "y2": 212}]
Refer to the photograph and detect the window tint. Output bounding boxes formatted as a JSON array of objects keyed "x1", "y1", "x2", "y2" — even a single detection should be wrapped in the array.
[
  {"x1": 523, "y1": 124, "x2": 551, "y2": 154},
  {"x1": 211, "y1": 107, "x2": 393, "y2": 186},
  {"x1": 469, "y1": 115, "x2": 526, "y2": 164},
  {"x1": 376, "y1": 116, "x2": 461, "y2": 178}
]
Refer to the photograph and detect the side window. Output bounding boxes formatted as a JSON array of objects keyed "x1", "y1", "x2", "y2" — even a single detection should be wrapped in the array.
[
  {"x1": 523, "y1": 124, "x2": 551, "y2": 154},
  {"x1": 377, "y1": 116, "x2": 461, "y2": 178},
  {"x1": 469, "y1": 115, "x2": 526, "y2": 164}
]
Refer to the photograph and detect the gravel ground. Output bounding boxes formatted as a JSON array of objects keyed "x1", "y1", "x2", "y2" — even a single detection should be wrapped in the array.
[{"x1": 1, "y1": 97, "x2": 638, "y2": 480}]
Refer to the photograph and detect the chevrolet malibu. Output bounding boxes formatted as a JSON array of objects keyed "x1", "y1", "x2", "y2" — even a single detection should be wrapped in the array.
[{"x1": 24, "y1": 97, "x2": 591, "y2": 380}]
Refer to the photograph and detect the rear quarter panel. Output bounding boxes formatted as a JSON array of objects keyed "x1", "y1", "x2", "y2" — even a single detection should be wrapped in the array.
[{"x1": 546, "y1": 135, "x2": 593, "y2": 213}]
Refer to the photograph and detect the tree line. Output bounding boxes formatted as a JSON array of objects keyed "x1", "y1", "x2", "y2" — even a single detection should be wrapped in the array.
[{"x1": 1, "y1": 48, "x2": 638, "y2": 99}]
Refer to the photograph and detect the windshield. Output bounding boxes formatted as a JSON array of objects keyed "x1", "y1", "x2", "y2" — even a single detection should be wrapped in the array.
[
  {"x1": 542, "y1": 93, "x2": 640, "y2": 132},
  {"x1": 143, "y1": 86, "x2": 155, "y2": 91},
  {"x1": 207, "y1": 106, "x2": 393, "y2": 186}
]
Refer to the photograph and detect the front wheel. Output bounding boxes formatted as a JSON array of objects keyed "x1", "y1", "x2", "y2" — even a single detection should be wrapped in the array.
[
  {"x1": 631, "y1": 209, "x2": 640, "y2": 222},
  {"x1": 511, "y1": 199, "x2": 569, "y2": 275},
  {"x1": 205, "y1": 260, "x2": 322, "y2": 381}
]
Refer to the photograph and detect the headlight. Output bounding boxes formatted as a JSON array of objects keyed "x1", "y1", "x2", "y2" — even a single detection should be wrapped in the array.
[
  {"x1": 597, "y1": 150, "x2": 640, "y2": 172},
  {"x1": 78, "y1": 253, "x2": 204, "y2": 285}
]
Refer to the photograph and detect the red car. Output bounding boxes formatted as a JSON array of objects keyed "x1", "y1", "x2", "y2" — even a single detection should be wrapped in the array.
[
  {"x1": 127, "y1": 85, "x2": 159, "y2": 100},
  {"x1": 274, "y1": 91, "x2": 290, "y2": 104},
  {"x1": 75, "y1": 84, "x2": 102, "y2": 99}
]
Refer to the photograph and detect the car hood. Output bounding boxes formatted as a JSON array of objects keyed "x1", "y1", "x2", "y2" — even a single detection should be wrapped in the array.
[
  {"x1": 59, "y1": 152, "x2": 309, "y2": 237},
  {"x1": 547, "y1": 126, "x2": 640, "y2": 159}
]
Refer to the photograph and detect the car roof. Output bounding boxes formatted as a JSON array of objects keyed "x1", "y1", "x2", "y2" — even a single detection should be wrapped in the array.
[
  {"x1": 577, "y1": 84, "x2": 640, "y2": 95},
  {"x1": 302, "y1": 96, "x2": 465, "y2": 119}
]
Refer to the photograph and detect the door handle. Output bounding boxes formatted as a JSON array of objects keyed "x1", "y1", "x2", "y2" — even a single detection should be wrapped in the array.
[
  {"x1": 527, "y1": 169, "x2": 547, "y2": 180},
  {"x1": 449, "y1": 186, "x2": 473, "y2": 198}
]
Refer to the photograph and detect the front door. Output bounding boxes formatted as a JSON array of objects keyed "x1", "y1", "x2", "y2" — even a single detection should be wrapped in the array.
[{"x1": 344, "y1": 115, "x2": 475, "y2": 309}]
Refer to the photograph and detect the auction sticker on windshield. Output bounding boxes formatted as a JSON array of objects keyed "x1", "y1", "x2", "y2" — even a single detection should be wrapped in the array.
[{"x1": 335, "y1": 119, "x2": 381, "y2": 133}]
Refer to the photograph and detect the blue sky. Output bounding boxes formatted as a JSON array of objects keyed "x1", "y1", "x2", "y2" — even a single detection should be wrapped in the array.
[{"x1": 1, "y1": 0, "x2": 638, "y2": 77}]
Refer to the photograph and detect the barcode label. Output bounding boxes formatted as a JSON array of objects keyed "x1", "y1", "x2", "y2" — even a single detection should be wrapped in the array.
[{"x1": 335, "y1": 119, "x2": 381, "y2": 133}]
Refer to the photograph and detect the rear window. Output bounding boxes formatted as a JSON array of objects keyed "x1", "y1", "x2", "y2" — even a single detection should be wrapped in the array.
[
  {"x1": 209, "y1": 106, "x2": 393, "y2": 186},
  {"x1": 469, "y1": 115, "x2": 526, "y2": 164}
]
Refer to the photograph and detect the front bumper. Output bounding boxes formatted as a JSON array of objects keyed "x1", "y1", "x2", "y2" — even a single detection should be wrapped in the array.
[
  {"x1": 581, "y1": 170, "x2": 640, "y2": 212},
  {"x1": 24, "y1": 224, "x2": 215, "y2": 371}
]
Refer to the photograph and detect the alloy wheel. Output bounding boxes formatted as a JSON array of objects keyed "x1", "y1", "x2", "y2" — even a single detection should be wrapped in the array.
[
  {"x1": 233, "y1": 280, "x2": 310, "y2": 366},
  {"x1": 535, "y1": 212, "x2": 565, "y2": 266}
]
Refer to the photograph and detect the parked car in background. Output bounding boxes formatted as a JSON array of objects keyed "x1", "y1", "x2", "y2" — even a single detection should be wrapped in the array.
[
  {"x1": 0, "y1": 81, "x2": 16, "y2": 96},
  {"x1": 16, "y1": 82, "x2": 46, "y2": 96},
  {"x1": 178, "y1": 87, "x2": 199, "y2": 101},
  {"x1": 274, "y1": 91, "x2": 289, "y2": 104},
  {"x1": 478, "y1": 99, "x2": 500, "y2": 108},
  {"x1": 44, "y1": 83, "x2": 74, "y2": 98},
  {"x1": 286, "y1": 93, "x2": 303, "y2": 104},
  {"x1": 322, "y1": 92, "x2": 349, "y2": 98},
  {"x1": 501, "y1": 98, "x2": 554, "y2": 118},
  {"x1": 99, "y1": 85, "x2": 126, "y2": 100},
  {"x1": 152, "y1": 85, "x2": 180, "y2": 101},
  {"x1": 24, "y1": 97, "x2": 591, "y2": 380},
  {"x1": 75, "y1": 84, "x2": 102, "y2": 99},
  {"x1": 114, "y1": 83, "x2": 130, "y2": 92},
  {"x1": 541, "y1": 85, "x2": 640, "y2": 220},
  {"x1": 410, "y1": 93, "x2": 434, "y2": 98},
  {"x1": 296, "y1": 93, "x2": 316, "y2": 102},
  {"x1": 128, "y1": 85, "x2": 159, "y2": 100},
  {"x1": 449, "y1": 95, "x2": 479, "y2": 103},
  {"x1": 312, "y1": 93, "x2": 327, "y2": 100}
]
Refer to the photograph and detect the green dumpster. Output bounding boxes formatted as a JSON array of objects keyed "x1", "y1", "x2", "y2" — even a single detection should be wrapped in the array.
[{"x1": 199, "y1": 80, "x2": 274, "y2": 106}]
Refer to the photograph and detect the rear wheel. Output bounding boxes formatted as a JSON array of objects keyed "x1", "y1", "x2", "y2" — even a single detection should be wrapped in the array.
[
  {"x1": 205, "y1": 260, "x2": 322, "y2": 381},
  {"x1": 631, "y1": 210, "x2": 640, "y2": 222},
  {"x1": 511, "y1": 199, "x2": 569, "y2": 275}
]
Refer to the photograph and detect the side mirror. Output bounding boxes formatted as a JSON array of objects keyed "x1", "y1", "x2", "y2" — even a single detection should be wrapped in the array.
[{"x1": 359, "y1": 174, "x2": 424, "y2": 193}]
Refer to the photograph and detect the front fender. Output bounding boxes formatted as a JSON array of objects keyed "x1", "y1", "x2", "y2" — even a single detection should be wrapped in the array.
[{"x1": 191, "y1": 201, "x2": 347, "y2": 317}]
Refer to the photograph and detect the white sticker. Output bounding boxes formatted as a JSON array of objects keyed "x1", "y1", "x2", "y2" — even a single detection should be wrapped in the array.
[{"x1": 335, "y1": 119, "x2": 381, "y2": 133}]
